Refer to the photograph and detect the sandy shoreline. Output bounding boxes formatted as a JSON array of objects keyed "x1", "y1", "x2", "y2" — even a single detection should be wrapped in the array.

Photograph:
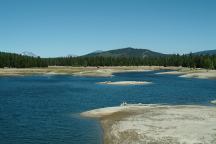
[
  {"x1": 0, "y1": 66, "x2": 216, "y2": 79},
  {"x1": 179, "y1": 70, "x2": 216, "y2": 79},
  {"x1": 97, "y1": 81, "x2": 152, "y2": 86},
  {"x1": 156, "y1": 71, "x2": 187, "y2": 75},
  {"x1": 157, "y1": 68, "x2": 216, "y2": 79},
  {"x1": 72, "y1": 66, "x2": 174, "y2": 77},
  {"x1": 211, "y1": 100, "x2": 216, "y2": 104},
  {"x1": 0, "y1": 66, "x2": 177, "y2": 77},
  {"x1": 81, "y1": 104, "x2": 216, "y2": 144}
]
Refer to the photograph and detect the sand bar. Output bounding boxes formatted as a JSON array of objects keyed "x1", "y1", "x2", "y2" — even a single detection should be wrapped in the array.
[
  {"x1": 211, "y1": 100, "x2": 216, "y2": 104},
  {"x1": 156, "y1": 71, "x2": 187, "y2": 75},
  {"x1": 180, "y1": 70, "x2": 216, "y2": 79},
  {"x1": 157, "y1": 69, "x2": 216, "y2": 79},
  {"x1": 81, "y1": 104, "x2": 216, "y2": 144},
  {"x1": 97, "y1": 81, "x2": 152, "y2": 85}
]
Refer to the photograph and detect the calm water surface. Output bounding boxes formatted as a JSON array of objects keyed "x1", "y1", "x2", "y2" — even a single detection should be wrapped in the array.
[{"x1": 0, "y1": 71, "x2": 216, "y2": 144}]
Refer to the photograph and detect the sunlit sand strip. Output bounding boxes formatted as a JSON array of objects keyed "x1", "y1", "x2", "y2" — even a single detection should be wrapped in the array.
[
  {"x1": 81, "y1": 104, "x2": 216, "y2": 144},
  {"x1": 156, "y1": 71, "x2": 187, "y2": 75},
  {"x1": 81, "y1": 104, "x2": 158, "y2": 118},
  {"x1": 179, "y1": 71, "x2": 216, "y2": 79},
  {"x1": 157, "y1": 69, "x2": 216, "y2": 79},
  {"x1": 211, "y1": 100, "x2": 216, "y2": 104},
  {"x1": 73, "y1": 69, "x2": 152, "y2": 77},
  {"x1": 97, "y1": 81, "x2": 152, "y2": 85},
  {"x1": 0, "y1": 66, "x2": 178, "y2": 77}
]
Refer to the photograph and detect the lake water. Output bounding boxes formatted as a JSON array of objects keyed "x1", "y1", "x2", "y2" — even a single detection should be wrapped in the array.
[{"x1": 0, "y1": 71, "x2": 216, "y2": 144}]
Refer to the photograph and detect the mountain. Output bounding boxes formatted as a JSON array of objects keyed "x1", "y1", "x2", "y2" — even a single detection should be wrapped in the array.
[
  {"x1": 192, "y1": 49, "x2": 216, "y2": 56},
  {"x1": 83, "y1": 47, "x2": 166, "y2": 58},
  {"x1": 84, "y1": 50, "x2": 104, "y2": 57},
  {"x1": 67, "y1": 54, "x2": 78, "y2": 57},
  {"x1": 21, "y1": 51, "x2": 38, "y2": 57},
  {"x1": 92, "y1": 50, "x2": 104, "y2": 54}
]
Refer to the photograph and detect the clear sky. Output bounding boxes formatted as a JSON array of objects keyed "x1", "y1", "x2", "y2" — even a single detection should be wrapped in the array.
[{"x1": 0, "y1": 0, "x2": 215, "y2": 57}]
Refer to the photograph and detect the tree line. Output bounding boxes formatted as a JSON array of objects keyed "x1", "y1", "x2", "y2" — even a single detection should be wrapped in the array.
[
  {"x1": 0, "y1": 52, "x2": 47, "y2": 68},
  {"x1": 1, "y1": 52, "x2": 216, "y2": 69}
]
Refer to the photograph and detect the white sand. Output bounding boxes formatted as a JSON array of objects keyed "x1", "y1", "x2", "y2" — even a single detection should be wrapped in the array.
[
  {"x1": 82, "y1": 104, "x2": 216, "y2": 144},
  {"x1": 97, "y1": 81, "x2": 152, "y2": 85},
  {"x1": 180, "y1": 70, "x2": 216, "y2": 79},
  {"x1": 81, "y1": 104, "x2": 158, "y2": 118},
  {"x1": 211, "y1": 100, "x2": 216, "y2": 104},
  {"x1": 156, "y1": 71, "x2": 187, "y2": 75},
  {"x1": 73, "y1": 69, "x2": 152, "y2": 77},
  {"x1": 81, "y1": 106, "x2": 127, "y2": 118},
  {"x1": 157, "y1": 70, "x2": 216, "y2": 79}
]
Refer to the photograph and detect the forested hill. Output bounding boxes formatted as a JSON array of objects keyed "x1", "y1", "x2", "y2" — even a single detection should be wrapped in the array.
[
  {"x1": 0, "y1": 52, "x2": 47, "y2": 68},
  {"x1": 192, "y1": 49, "x2": 216, "y2": 56},
  {"x1": 0, "y1": 51, "x2": 216, "y2": 69},
  {"x1": 83, "y1": 47, "x2": 166, "y2": 58}
]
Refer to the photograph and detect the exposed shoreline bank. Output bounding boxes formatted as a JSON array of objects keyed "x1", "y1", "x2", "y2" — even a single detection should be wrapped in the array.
[
  {"x1": 0, "y1": 66, "x2": 178, "y2": 77},
  {"x1": 81, "y1": 104, "x2": 216, "y2": 144},
  {"x1": 0, "y1": 66, "x2": 216, "y2": 79}
]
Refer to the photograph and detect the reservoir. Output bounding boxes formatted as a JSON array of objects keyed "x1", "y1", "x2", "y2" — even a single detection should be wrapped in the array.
[{"x1": 0, "y1": 71, "x2": 216, "y2": 144}]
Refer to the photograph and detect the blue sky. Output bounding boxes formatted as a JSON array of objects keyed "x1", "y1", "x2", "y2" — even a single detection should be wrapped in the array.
[{"x1": 0, "y1": 0, "x2": 215, "y2": 57}]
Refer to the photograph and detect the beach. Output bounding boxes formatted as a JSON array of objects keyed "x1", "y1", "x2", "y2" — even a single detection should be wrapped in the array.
[{"x1": 81, "y1": 104, "x2": 216, "y2": 144}]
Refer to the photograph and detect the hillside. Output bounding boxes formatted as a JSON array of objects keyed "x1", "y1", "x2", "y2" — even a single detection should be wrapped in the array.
[
  {"x1": 192, "y1": 49, "x2": 216, "y2": 56},
  {"x1": 83, "y1": 47, "x2": 166, "y2": 58},
  {"x1": 21, "y1": 51, "x2": 38, "y2": 57}
]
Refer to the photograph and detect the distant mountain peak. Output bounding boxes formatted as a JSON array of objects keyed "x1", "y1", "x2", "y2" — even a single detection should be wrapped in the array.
[
  {"x1": 92, "y1": 50, "x2": 103, "y2": 54},
  {"x1": 21, "y1": 51, "x2": 38, "y2": 57},
  {"x1": 192, "y1": 49, "x2": 216, "y2": 56},
  {"x1": 83, "y1": 47, "x2": 166, "y2": 58},
  {"x1": 67, "y1": 54, "x2": 78, "y2": 57}
]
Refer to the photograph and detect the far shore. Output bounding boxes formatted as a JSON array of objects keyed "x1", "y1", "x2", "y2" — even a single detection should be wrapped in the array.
[
  {"x1": 81, "y1": 104, "x2": 216, "y2": 144},
  {"x1": 0, "y1": 66, "x2": 178, "y2": 77},
  {"x1": 0, "y1": 66, "x2": 216, "y2": 79}
]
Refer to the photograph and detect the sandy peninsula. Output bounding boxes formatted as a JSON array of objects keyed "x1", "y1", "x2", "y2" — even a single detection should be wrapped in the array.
[
  {"x1": 156, "y1": 71, "x2": 187, "y2": 75},
  {"x1": 72, "y1": 66, "x2": 165, "y2": 77},
  {"x1": 211, "y1": 100, "x2": 216, "y2": 104},
  {"x1": 179, "y1": 70, "x2": 216, "y2": 79},
  {"x1": 97, "y1": 81, "x2": 152, "y2": 86},
  {"x1": 157, "y1": 68, "x2": 216, "y2": 79},
  {"x1": 81, "y1": 104, "x2": 216, "y2": 144}
]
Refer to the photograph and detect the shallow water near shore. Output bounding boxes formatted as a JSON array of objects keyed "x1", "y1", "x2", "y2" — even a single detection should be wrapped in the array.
[{"x1": 0, "y1": 71, "x2": 216, "y2": 144}]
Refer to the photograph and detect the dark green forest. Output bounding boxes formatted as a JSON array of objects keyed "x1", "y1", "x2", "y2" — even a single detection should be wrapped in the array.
[
  {"x1": 0, "y1": 52, "x2": 47, "y2": 68},
  {"x1": 1, "y1": 52, "x2": 216, "y2": 69}
]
